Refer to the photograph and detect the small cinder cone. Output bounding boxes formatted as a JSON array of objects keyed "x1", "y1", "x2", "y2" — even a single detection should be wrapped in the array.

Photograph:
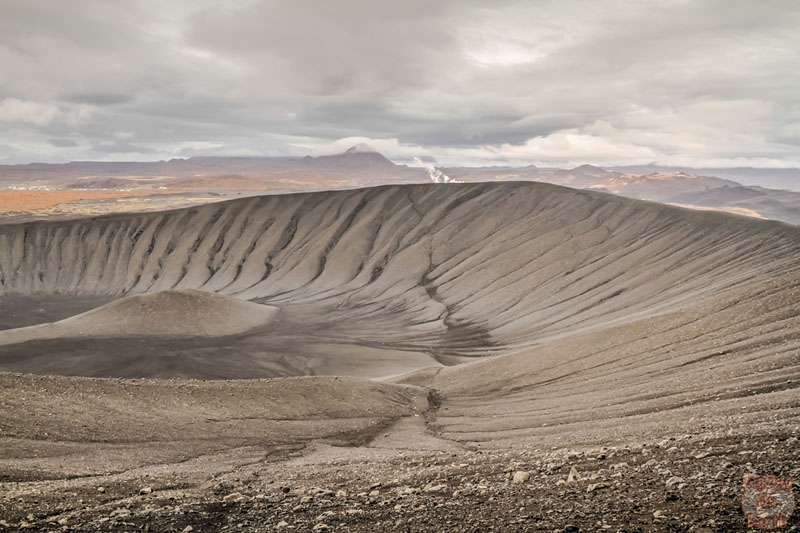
[{"x1": 567, "y1": 466, "x2": 581, "y2": 483}]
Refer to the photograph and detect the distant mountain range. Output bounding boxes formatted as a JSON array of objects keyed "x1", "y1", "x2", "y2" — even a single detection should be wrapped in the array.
[
  {"x1": 444, "y1": 163, "x2": 800, "y2": 225},
  {"x1": 0, "y1": 146, "x2": 798, "y2": 226},
  {"x1": 300, "y1": 144, "x2": 400, "y2": 172},
  {"x1": 0, "y1": 146, "x2": 416, "y2": 184},
  {"x1": 608, "y1": 165, "x2": 800, "y2": 191}
]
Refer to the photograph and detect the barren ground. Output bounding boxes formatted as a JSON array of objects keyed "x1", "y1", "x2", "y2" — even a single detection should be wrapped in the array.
[{"x1": 0, "y1": 183, "x2": 798, "y2": 531}]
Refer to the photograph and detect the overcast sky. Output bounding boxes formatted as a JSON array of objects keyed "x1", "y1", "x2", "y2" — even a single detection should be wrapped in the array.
[{"x1": 1, "y1": 0, "x2": 798, "y2": 168}]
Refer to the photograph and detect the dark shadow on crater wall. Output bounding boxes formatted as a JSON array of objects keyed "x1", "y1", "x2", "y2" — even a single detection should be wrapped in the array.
[{"x1": 0, "y1": 295, "x2": 114, "y2": 331}]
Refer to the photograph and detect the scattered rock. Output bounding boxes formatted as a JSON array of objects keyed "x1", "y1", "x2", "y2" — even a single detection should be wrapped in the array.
[
  {"x1": 312, "y1": 524, "x2": 329, "y2": 531},
  {"x1": 276, "y1": 521, "x2": 290, "y2": 529},
  {"x1": 223, "y1": 492, "x2": 247, "y2": 502},
  {"x1": 96, "y1": 486, "x2": 105, "y2": 493},
  {"x1": 181, "y1": 527, "x2": 194, "y2": 533},
  {"x1": 512, "y1": 471, "x2": 530, "y2": 484},
  {"x1": 586, "y1": 482, "x2": 609, "y2": 493},
  {"x1": 665, "y1": 476, "x2": 685, "y2": 489},
  {"x1": 567, "y1": 466, "x2": 581, "y2": 483},
  {"x1": 139, "y1": 487, "x2": 152, "y2": 495}
]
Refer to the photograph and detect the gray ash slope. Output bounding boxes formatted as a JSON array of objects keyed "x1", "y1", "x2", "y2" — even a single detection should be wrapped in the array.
[{"x1": 0, "y1": 182, "x2": 799, "y2": 382}]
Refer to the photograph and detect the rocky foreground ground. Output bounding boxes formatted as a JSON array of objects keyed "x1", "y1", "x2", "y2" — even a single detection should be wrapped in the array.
[{"x1": 1, "y1": 421, "x2": 797, "y2": 533}]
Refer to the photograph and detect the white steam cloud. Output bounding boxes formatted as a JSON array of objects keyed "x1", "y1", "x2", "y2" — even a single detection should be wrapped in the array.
[{"x1": 413, "y1": 157, "x2": 457, "y2": 183}]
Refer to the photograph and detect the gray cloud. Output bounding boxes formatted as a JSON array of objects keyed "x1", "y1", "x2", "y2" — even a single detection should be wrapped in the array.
[
  {"x1": 90, "y1": 140, "x2": 157, "y2": 154},
  {"x1": 49, "y1": 138, "x2": 79, "y2": 148},
  {"x1": 0, "y1": 0, "x2": 798, "y2": 170},
  {"x1": 62, "y1": 92, "x2": 134, "y2": 106}
]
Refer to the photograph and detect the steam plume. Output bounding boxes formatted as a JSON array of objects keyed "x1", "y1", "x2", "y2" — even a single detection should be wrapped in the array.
[{"x1": 414, "y1": 157, "x2": 452, "y2": 183}]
